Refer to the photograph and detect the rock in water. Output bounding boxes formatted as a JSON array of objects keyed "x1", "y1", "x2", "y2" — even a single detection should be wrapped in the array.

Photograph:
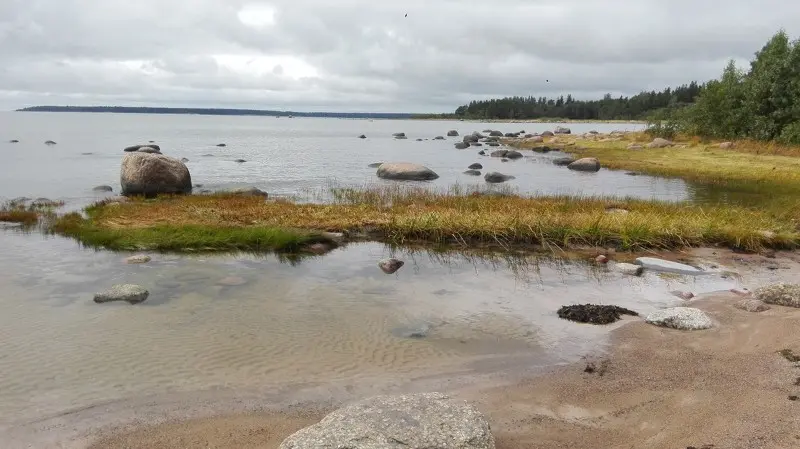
[
  {"x1": 137, "y1": 146, "x2": 161, "y2": 154},
  {"x1": 463, "y1": 169, "x2": 482, "y2": 176},
  {"x1": 181, "y1": 157, "x2": 189, "y2": 163},
  {"x1": 567, "y1": 157, "x2": 601, "y2": 172},
  {"x1": 234, "y1": 159, "x2": 247, "y2": 163},
  {"x1": 505, "y1": 150, "x2": 523, "y2": 159},
  {"x1": 124, "y1": 144, "x2": 161, "y2": 153},
  {"x1": 645, "y1": 307, "x2": 713, "y2": 330},
  {"x1": 468, "y1": 163, "x2": 483, "y2": 169},
  {"x1": 92, "y1": 185, "x2": 113, "y2": 192},
  {"x1": 446, "y1": 130, "x2": 459, "y2": 136},
  {"x1": 433, "y1": 136, "x2": 445, "y2": 140},
  {"x1": 44, "y1": 140, "x2": 57, "y2": 145},
  {"x1": 484, "y1": 172, "x2": 515, "y2": 183},
  {"x1": 224, "y1": 187, "x2": 269, "y2": 197},
  {"x1": 552, "y1": 157, "x2": 575, "y2": 166},
  {"x1": 94, "y1": 284, "x2": 149, "y2": 304},
  {"x1": 279, "y1": 393, "x2": 495, "y2": 449},
  {"x1": 634, "y1": 257, "x2": 703, "y2": 275},
  {"x1": 376, "y1": 163, "x2": 439, "y2": 181},
  {"x1": 671, "y1": 290, "x2": 695, "y2": 300},
  {"x1": 358, "y1": 135, "x2": 367, "y2": 139},
  {"x1": 392, "y1": 132, "x2": 406, "y2": 138},
  {"x1": 216, "y1": 143, "x2": 227, "y2": 147},
  {"x1": 125, "y1": 255, "x2": 151, "y2": 264},
  {"x1": 554, "y1": 126, "x2": 571, "y2": 134},
  {"x1": 378, "y1": 258, "x2": 404, "y2": 274},
  {"x1": 9, "y1": 139, "x2": 19, "y2": 143},
  {"x1": 613, "y1": 262, "x2": 644, "y2": 276},
  {"x1": 368, "y1": 162, "x2": 383, "y2": 168},
  {"x1": 754, "y1": 283, "x2": 800, "y2": 307},
  {"x1": 557, "y1": 304, "x2": 638, "y2": 324},
  {"x1": 120, "y1": 152, "x2": 192, "y2": 196},
  {"x1": 454, "y1": 142, "x2": 469, "y2": 149},
  {"x1": 490, "y1": 150, "x2": 508, "y2": 158},
  {"x1": 734, "y1": 299, "x2": 771, "y2": 313}
]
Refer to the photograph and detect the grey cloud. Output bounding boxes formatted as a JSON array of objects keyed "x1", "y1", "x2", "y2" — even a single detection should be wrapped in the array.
[{"x1": 1, "y1": 0, "x2": 799, "y2": 112}]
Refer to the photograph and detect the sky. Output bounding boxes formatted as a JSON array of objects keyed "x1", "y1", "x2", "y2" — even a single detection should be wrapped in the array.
[{"x1": 1, "y1": 0, "x2": 799, "y2": 113}]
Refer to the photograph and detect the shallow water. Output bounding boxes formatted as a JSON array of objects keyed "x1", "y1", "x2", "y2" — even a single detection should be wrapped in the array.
[
  {"x1": 0, "y1": 112, "x2": 693, "y2": 207},
  {"x1": 1, "y1": 226, "x2": 786, "y2": 430}
]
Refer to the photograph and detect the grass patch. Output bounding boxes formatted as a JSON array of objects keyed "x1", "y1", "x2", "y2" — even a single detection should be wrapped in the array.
[
  {"x1": 0, "y1": 209, "x2": 39, "y2": 225},
  {"x1": 0, "y1": 199, "x2": 63, "y2": 225},
  {"x1": 51, "y1": 190, "x2": 799, "y2": 253}
]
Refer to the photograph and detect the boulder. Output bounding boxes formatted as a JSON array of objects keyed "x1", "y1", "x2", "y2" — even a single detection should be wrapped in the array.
[
  {"x1": 454, "y1": 142, "x2": 469, "y2": 149},
  {"x1": 470, "y1": 142, "x2": 483, "y2": 147},
  {"x1": 505, "y1": 150, "x2": 523, "y2": 159},
  {"x1": 478, "y1": 150, "x2": 486, "y2": 155},
  {"x1": 647, "y1": 138, "x2": 673, "y2": 148},
  {"x1": 125, "y1": 255, "x2": 151, "y2": 264},
  {"x1": 567, "y1": 157, "x2": 601, "y2": 172},
  {"x1": 552, "y1": 157, "x2": 575, "y2": 166},
  {"x1": 358, "y1": 135, "x2": 367, "y2": 139},
  {"x1": 719, "y1": 141, "x2": 734, "y2": 149},
  {"x1": 634, "y1": 257, "x2": 703, "y2": 275},
  {"x1": 541, "y1": 131, "x2": 554, "y2": 137},
  {"x1": 613, "y1": 262, "x2": 643, "y2": 276},
  {"x1": 120, "y1": 152, "x2": 192, "y2": 196},
  {"x1": 224, "y1": 187, "x2": 269, "y2": 197},
  {"x1": 92, "y1": 185, "x2": 113, "y2": 192},
  {"x1": 468, "y1": 163, "x2": 483, "y2": 169},
  {"x1": 463, "y1": 135, "x2": 479, "y2": 144},
  {"x1": 557, "y1": 304, "x2": 638, "y2": 324},
  {"x1": 490, "y1": 150, "x2": 508, "y2": 158},
  {"x1": 484, "y1": 172, "x2": 515, "y2": 183},
  {"x1": 554, "y1": 126, "x2": 571, "y2": 134},
  {"x1": 446, "y1": 130, "x2": 459, "y2": 137},
  {"x1": 93, "y1": 284, "x2": 149, "y2": 304},
  {"x1": 124, "y1": 144, "x2": 161, "y2": 153},
  {"x1": 44, "y1": 140, "x2": 57, "y2": 145},
  {"x1": 753, "y1": 283, "x2": 800, "y2": 307},
  {"x1": 489, "y1": 131, "x2": 504, "y2": 137},
  {"x1": 376, "y1": 163, "x2": 439, "y2": 181},
  {"x1": 378, "y1": 258, "x2": 404, "y2": 274},
  {"x1": 433, "y1": 136, "x2": 445, "y2": 140},
  {"x1": 734, "y1": 299, "x2": 771, "y2": 313},
  {"x1": 463, "y1": 169, "x2": 482, "y2": 176},
  {"x1": 416, "y1": 138, "x2": 423, "y2": 141},
  {"x1": 279, "y1": 393, "x2": 494, "y2": 449},
  {"x1": 645, "y1": 307, "x2": 713, "y2": 330}
]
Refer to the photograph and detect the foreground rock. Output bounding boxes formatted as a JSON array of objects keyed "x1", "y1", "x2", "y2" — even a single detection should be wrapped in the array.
[
  {"x1": 447, "y1": 130, "x2": 459, "y2": 136},
  {"x1": 279, "y1": 393, "x2": 495, "y2": 449},
  {"x1": 484, "y1": 172, "x2": 515, "y2": 183},
  {"x1": 376, "y1": 163, "x2": 439, "y2": 181},
  {"x1": 378, "y1": 258, "x2": 404, "y2": 274},
  {"x1": 754, "y1": 283, "x2": 800, "y2": 307},
  {"x1": 613, "y1": 262, "x2": 644, "y2": 276},
  {"x1": 93, "y1": 284, "x2": 149, "y2": 304},
  {"x1": 734, "y1": 299, "x2": 771, "y2": 313},
  {"x1": 124, "y1": 144, "x2": 162, "y2": 153},
  {"x1": 567, "y1": 157, "x2": 601, "y2": 172},
  {"x1": 635, "y1": 257, "x2": 703, "y2": 275},
  {"x1": 557, "y1": 304, "x2": 638, "y2": 324},
  {"x1": 120, "y1": 152, "x2": 192, "y2": 196},
  {"x1": 645, "y1": 307, "x2": 713, "y2": 330}
]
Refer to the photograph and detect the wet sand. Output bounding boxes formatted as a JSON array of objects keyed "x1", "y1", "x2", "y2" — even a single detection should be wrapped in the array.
[{"x1": 84, "y1": 290, "x2": 800, "y2": 449}]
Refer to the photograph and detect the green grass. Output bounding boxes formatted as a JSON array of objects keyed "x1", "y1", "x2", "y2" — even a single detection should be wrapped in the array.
[
  {"x1": 52, "y1": 212, "x2": 335, "y2": 252},
  {"x1": 50, "y1": 190, "x2": 800, "y2": 253}
]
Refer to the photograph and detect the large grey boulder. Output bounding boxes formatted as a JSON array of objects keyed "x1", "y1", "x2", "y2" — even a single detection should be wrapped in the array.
[
  {"x1": 463, "y1": 135, "x2": 479, "y2": 144},
  {"x1": 454, "y1": 142, "x2": 469, "y2": 149},
  {"x1": 567, "y1": 157, "x2": 601, "y2": 172},
  {"x1": 376, "y1": 163, "x2": 439, "y2": 181},
  {"x1": 120, "y1": 152, "x2": 192, "y2": 196},
  {"x1": 446, "y1": 130, "x2": 459, "y2": 137},
  {"x1": 645, "y1": 307, "x2": 713, "y2": 330},
  {"x1": 635, "y1": 257, "x2": 703, "y2": 275},
  {"x1": 484, "y1": 172, "x2": 515, "y2": 183},
  {"x1": 124, "y1": 144, "x2": 161, "y2": 153},
  {"x1": 754, "y1": 283, "x2": 800, "y2": 307},
  {"x1": 94, "y1": 284, "x2": 149, "y2": 304},
  {"x1": 279, "y1": 393, "x2": 495, "y2": 449}
]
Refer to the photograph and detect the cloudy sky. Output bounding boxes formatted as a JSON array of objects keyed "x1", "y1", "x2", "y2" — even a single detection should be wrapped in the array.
[{"x1": 1, "y1": 0, "x2": 798, "y2": 113}]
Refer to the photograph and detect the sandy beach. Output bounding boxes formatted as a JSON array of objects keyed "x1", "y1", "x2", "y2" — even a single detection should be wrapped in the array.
[{"x1": 82, "y1": 286, "x2": 800, "y2": 449}]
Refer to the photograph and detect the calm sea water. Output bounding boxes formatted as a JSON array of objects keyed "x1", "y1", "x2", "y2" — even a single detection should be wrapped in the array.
[{"x1": 0, "y1": 112, "x2": 690, "y2": 206}]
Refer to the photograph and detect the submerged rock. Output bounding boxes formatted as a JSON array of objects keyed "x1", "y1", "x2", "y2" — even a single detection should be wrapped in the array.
[
  {"x1": 557, "y1": 304, "x2": 638, "y2": 325},
  {"x1": 121, "y1": 152, "x2": 192, "y2": 196},
  {"x1": 635, "y1": 257, "x2": 703, "y2": 275},
  {"x1": 484, "y1": 172, "x2": 515, "y2": 183},
  {"x1": 9, "y1": 139, "x2": 19, "y2": 143},
  {"x1": 217, "y1": 276, "x2": 247, "y2": 287},
  {"x1": 125, "y1": 255, "x2": 151, "y2": 264},
  {"x1": 279, "y1": 393, "x2": 494, "y2": 449},
  {"x1": 433, "y1": 136, "x2": 445, "y2": 140},
  {"x1": 468, "y1": 163, "x2": 483, "y2": 169},
  {"x1": 613, "y1": 262, "x2": 643, "y2": 276},
  {"x1": 44, "y1": 140, "x2": 57, "y2": 145},
  {"x1": 463, "y1": 169, "x2": 482, "y2": 176},
  {"x1": 446, "y1": 130, "x2": 459, "y2": 136},
  {"x1": 92, "y1": 185, "x2": 113, "y2": 192},
  {"x1": 645, "y1": 307, "x2": 713, "y2": 330},
  {"x1": 376, "y1": 163, "x2": 439, "y2": 181},
  {"x1": 94, "y1": 284, "x2": 149, "y2": 304},
  {"x1": 754, "y1": 283, "x2": 800, "y2": 307},
  {"x1": 392, "y1": 132, "x2": 406, "y2": 138},
  {"x1": 234, "y1": 159, "x2": 247, "y2": 163},
  {"x1": 567, "y1": 157, "x2": 601, "y2": 172},
  {"x1": 734, "y1": 299, "x2": 771, "y2": 313},
  {"x1": 358, "y1": 134, "x2": 367, "y2": 139},
  {"x1": 368, "y1": 162, "x2": 383, "y2": 168},
  {"x1": 378, "y1": 258, "x2": 404, "y2": 274},
  {"x1": 216, "y1": 143, "x2": 227, "y2": 147},
  {"x1": 455, "y1": 142, "x2": 469, "y2": 149},
  {"x1": 124, "y1": 144, "x2": 161, "y2": 153}
]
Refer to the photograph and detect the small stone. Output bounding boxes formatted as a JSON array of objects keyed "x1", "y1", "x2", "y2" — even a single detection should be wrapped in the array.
[
  {"x1": 94, "y1": 284, "x2": 149, "y2": 304},
  {"x1": 433, "y1": 136, "x2": 445, "y2": 140},
  {"x1": 378, "y1": 258, "x2": 404, "y2": 274},
  {"x1": 9, "y1": 139, "x2": 19, "y2": 143},
  {"x1": 125, "y1": 255, "x2": 151, "y2": 264},
  {"x1": 552, "y1": 157, "x2": 575, "y2": 166},
  {"x1": 734, "y1": 299, "x2": 771, "y2": 313},
  {"x1": 216, "y1": 143, "x2": 227, "y2": 147},
  {"x1": 306, "y1": 243, "x2": 334, "y2": 255}
]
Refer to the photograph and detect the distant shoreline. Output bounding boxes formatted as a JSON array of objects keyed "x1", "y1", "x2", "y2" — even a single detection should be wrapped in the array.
[{"x1": 14, "y1": 106, "x2": 645, "y2": 123}]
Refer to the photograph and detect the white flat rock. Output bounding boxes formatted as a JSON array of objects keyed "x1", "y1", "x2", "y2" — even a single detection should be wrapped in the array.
[{"x1": 635, "y1": 257, "x2": 704, "y2": 275}]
